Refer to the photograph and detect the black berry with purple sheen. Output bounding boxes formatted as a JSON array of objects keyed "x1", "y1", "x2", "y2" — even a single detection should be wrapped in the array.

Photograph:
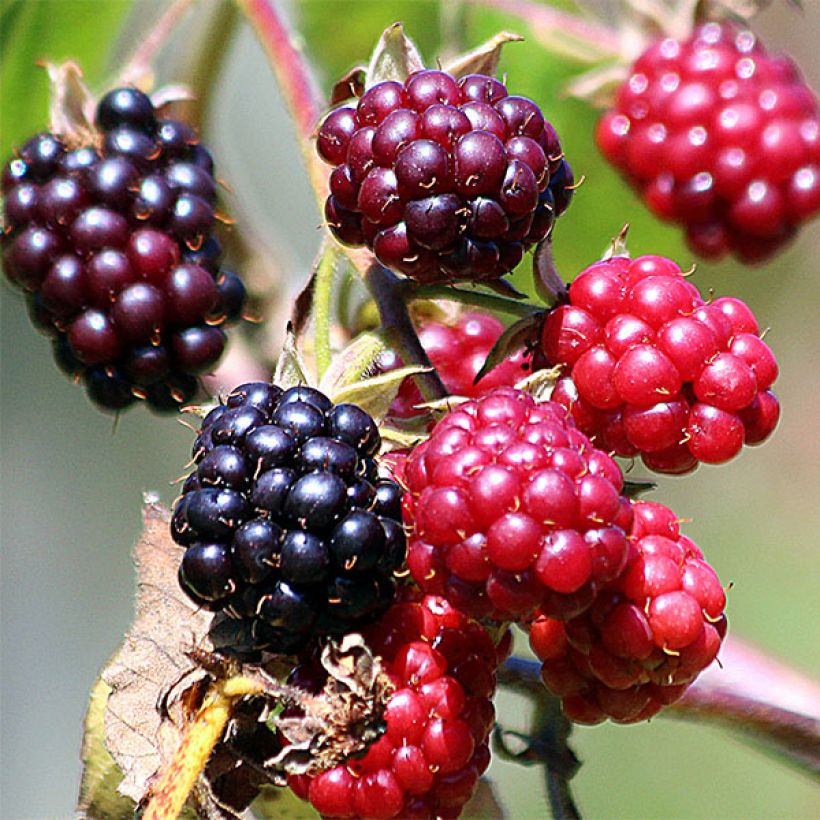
[{"x1": 170, "y1": 383, "x2": 406, "y2": 654}]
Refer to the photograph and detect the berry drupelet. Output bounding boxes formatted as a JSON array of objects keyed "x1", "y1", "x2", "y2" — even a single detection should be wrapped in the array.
[
  {"x1": 286, "y1": 593, "x2": 506, "y2": 819},
  {"x1": 317, "y1": 70, "x2": 574, "y2": 283},
  {"x1": 541, "y1": 253, "x2": 779, "y2": 474},
  {"x1": 171, "y1": 382, "x2": 407, "y2": 655},
  {"x1": 598, "y1": 21, "x2": 820, "y2": 262},
  {"x1": 379, "y1": 311, "x2": 531, "y2": 419},
  {"x1": 1, "y1": 87, "x2": 246, "y2": 412},
  {"x1": 402, "y1": 387, "x2": 633, "y2": 623},
  {"x1": 529, "y1": 499, "x2": 727, "y2": 724}
]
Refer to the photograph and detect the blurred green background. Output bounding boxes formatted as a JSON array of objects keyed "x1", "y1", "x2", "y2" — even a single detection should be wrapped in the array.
[{"x1": 1, "y1": 0, "x2": 818, "y2": 817}]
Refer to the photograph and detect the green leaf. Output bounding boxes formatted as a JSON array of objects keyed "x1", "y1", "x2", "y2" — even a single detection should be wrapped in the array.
[
  {"x1": 318, "y1": 330, "x2": 387, "y2": 397},
  {"x1": 330, "y1": 365, "x2": 429, "y2": 423},
  {"x1": 77, "y1": 678, "x2": 135, "y2": 820},
  {"x1": 0, "y1": 0, "x2": 130, "y2": 158},
  {"x1": 473, "y1": 312, "x2": 542, "y2": 385},
  {"x1": 250, "y1": 785, "x2": 316, "y2": 819}
]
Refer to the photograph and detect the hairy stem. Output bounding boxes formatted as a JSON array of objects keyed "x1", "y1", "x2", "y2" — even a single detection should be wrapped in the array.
[
  {"x1": 365, "y1": 262, "x2": 447, "y2": 403},
  {"x1": 500, "y1": 636, "x2": 820, "y2": 780},
  {"x1": 409, "y1": 284, "x2": 538, "y2": 318},
  {"x1": 313, "y1": 242, "x2": 339, "y2": 379}
]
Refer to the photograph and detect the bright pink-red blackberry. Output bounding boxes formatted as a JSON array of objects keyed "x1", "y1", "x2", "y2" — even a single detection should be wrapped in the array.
[
  {"x1": 402, "y1": 387, "x2": 633, "y2": 622},
  {"x1": 542, "y1": 253, "x2": 779, "y2": 473},
  {"x1": 597, "y1": 21, "x2": 820, "y2": 262},
  {"x1": 379, "y1": 311, "x2": 531, "y2": 419},
  {"x1": 286, "y1": 593, "x2": 504, "y2": 819},
  {"x1": 1, "y1": 87, "x2": 246, "y2": 412},
  {"x1": 171, "y1": 383, "x2": 406, "y2": 655},
  {"x1": 529, "y1": 499, "x2": 727, "y2": 724},
  {"x1": 317, "y1": 71, "x2": 574, "y2": 283}
]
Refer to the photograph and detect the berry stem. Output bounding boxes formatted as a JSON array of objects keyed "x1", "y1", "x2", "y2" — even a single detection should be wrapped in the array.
[
  {"x1": 501, "y1": 637, "x2": 820, "y2": 779},
  {"x1": 142, "y1": 675, "x2": 265, "y2": 820},
  {"x1": 313, "y1": 241, "x2": 340, "y2": 379},
  {"x1": 364, "y1": 262, "x2": 448, "y2": 402},
  {"x1": 408, "y1": 283, "x2": 539, "y2": 318},
  {"x1": 236, "y1": 0, "x2": 329, "y2": 204},
  {"x1": 533, "y1": 240, "x2": 569, "y2": 306},
  {"x1": 497, "y1": 658, "x2": 581, "y2": 820}
]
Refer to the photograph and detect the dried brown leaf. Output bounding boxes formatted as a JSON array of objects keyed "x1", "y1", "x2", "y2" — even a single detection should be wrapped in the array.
[{"x1": 99, "y1": 501, "x2": 215, "y2": 803}]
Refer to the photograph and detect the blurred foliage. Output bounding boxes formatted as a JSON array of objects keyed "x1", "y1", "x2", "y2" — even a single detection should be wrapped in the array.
[{"x1": 0, "y1": 0, "x2": 130, "y2": 158}]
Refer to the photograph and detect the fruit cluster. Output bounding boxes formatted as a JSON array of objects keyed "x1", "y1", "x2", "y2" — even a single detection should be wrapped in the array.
[
  {"x1": 598, "y1": 21, "x2": 820, "y2": 262},
  {"x1": 542, "y1": 253, "x2": 779, "y2": 474},
  {"x1": 380, "y1": 311, "x2": 530, "y2": 419},
  {"x1": 1, "y1": 87, "x2": 245, "y2": 412},
  {"x1": 530, "y1": 500, "x2": 727, "y2": 724},
  {"x1": 170, "y1": 382, "x2": 406, "y2": 654},
  {"x1": 286, "y1": 593, "x2": 507, "y2": 819},
  {"x1": 402, "y1": 386, "x2": 634, "y2": 623},
  {"x1": 317, "y1": 70, "x2": 574, "y2": 283}
]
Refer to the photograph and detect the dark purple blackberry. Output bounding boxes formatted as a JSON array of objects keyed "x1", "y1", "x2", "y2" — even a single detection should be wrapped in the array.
[
  {"x1": 170, "y1": 384, "x2": 407, "y2": 655},
  {"x1": 316, "y1": 70, "x2": 571, "y2": 283},
  {"x1": 1, "y1": 86, "x2": 247, "y2": 413}
]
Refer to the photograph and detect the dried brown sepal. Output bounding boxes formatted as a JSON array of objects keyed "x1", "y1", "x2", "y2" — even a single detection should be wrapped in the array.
[
  {"x1": 365, "y1": 22, "x2": 426, "y2": 88},
  {"x1": 45, "y1": 61, "x2": 99, "y2": 149},
  {"x1": 442, "y1": 31, "x2": 524, "y2": 78},
  {"x1": 330, "y1": 66, "x2": 366, "y2": 105},
  {"x1": 473, "y1": 311, "x2": 543, "y2": 385},
  {"x1": 268, "y1": 635, "x2": 395, "y2": 776}
]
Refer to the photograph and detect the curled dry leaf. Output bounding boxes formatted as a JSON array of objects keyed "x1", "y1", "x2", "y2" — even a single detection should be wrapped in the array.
[
  {"x1": 473, "y1": 312, "x2": 543, "y2": 385},
  {"x1": 96, "y1": 501, "x2": 215, "y2": 804}
]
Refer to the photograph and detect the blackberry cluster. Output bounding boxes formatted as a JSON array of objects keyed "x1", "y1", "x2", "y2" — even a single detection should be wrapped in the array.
[
  {"x1": 287, "y1": 593, "x2": 506, "y2": 819},
  {"x1": 530, "y1": 500, "x2": 727, "y2": 724},
  {"x1": 2, "y1": 87, "x2": 246, "y2": 412},
  {"x1": 542, "y1": 253, "x2": 779, "y2": 474},
  {"x1": 317, "y1": 70, "x2": 574, "y2": 283},
  {"x1": 379, "y1": 311, "x2": 530, "y2": 419},
  {"x1": 171, "y1": 382, "x2": 406, "y2": 654},
  {"x1": 598, "y1": 21, "x2": 820, "y2": 262},
  {"x1": 402, "y1": 387, "x2": 633, "y2": 623}
]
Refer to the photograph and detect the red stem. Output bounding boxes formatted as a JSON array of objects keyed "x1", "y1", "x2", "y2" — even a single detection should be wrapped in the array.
[{"x1": 236, "y1": 0, "x2": 328, "y2": 202}]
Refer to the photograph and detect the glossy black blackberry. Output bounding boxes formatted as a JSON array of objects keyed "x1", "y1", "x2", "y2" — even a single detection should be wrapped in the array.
[
  {"x1": 317, "y1": 70, "x2": 570, "y2": 283},
  {"x1": 170, "y1": 383, "x2": 407, "y2": 654},
  {"x1": 1, "y1": 86, "x2": 247, "y2": 414}
]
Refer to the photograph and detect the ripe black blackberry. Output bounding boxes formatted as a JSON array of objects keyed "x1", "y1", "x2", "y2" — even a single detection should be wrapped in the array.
[
  {"x1": 171, "y1": 383, "x2": 407, "y2": 655},
  {"x1": 317, "y1": 70, "x2": 571, "y2": 283},
  {"x1": 1, "y1": 87, "x2": 247, "y2": 413}
]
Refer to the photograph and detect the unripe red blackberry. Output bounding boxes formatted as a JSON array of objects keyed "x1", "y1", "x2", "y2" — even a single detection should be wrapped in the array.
[
  {"x1": 402, "y1": 387, "x2": 633, "y2": 622},
  {"x1": 597, "y1": 21, "x2": 820, "y2": 262},
  {"x1": 170, "y1": 383, "x2": 406, "y2": 655},
  {"x1": 541, "y1": 253, "x2": 779, "y2": 473},
  {"x1": 317, "y1": 71, "x2": 572, "y2": 283},
  {"x1": 286, "y1": 593, "x2": 503, "y2": 818},
  {"x1": 530, "y1": 499, "x2": 727, "y2": 724},
  {"x1": 2, "y1": 86, "x2": 247, "y2": 412},
  {"x1": 379, "y1": 311, "x2": 531, "y2": 419}
]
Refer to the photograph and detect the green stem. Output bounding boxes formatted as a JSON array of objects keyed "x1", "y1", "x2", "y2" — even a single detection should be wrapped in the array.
[
  {"x1": 313, "y1": 243, "x2": 338, "y2": 379},
  {"x1": 365, "y1": 263, "x2": 447, "y2": 403},
  {"x1": 408, "y1": 283, "x2": 538, "y2": 318}
]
